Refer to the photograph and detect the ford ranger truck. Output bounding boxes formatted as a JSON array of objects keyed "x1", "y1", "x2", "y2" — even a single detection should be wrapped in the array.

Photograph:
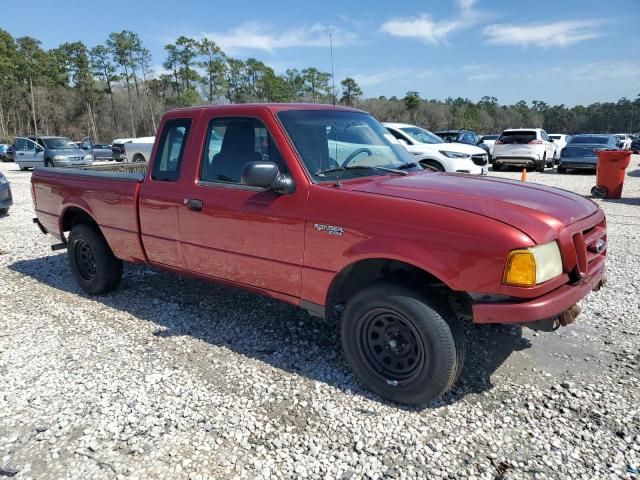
[{"x1": 31, "y1": 104, "x2": 607, "y2": 405}]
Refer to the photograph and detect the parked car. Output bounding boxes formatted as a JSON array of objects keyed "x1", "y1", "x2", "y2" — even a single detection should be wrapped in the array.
[
  {"x1": 111, "y1": 138, "x2": 136, "y2": 162},
  {"x1": 477, "y1": 134, "x2": 500, "y2": 162},
  {"x1": 0, "y1": 171, "x2": 12, "y2": 215},
  {"x1": 32, "y1": 103, "x2": 607, "y2": 405},
  {"x1": 614, "y1": 134, "x2": 632, "y2": 150},
  {"x1": 14, "y1": 136, "x2": 93, "y2": 170},
  {"x1": 492, "y1": 128, "x2": 556, "y2": 172},
  {"x1": 384, "y1": 123, "x2": 488, "y2": 174},
  {"x1": 630, "y1": 135, "x2": 640, "y2": 152},
  {"x1": 557, "y1": 134, "x2": 618, "y2": 173},
  {"x1": 79, "y1": 138, "x2": 113, "y2": 161},
  {"x1": 0, "y1": 144, "x2": 9, "y2": 162},
  {"x1": 435, "y1": 129, "x2": 491, "y2": 159},
  {"x1": 548, "y1": 134, "x2": 571, "y2": 161},
  {"x1": 124, "y1": 136, "x2": 155, "y2": 162}
]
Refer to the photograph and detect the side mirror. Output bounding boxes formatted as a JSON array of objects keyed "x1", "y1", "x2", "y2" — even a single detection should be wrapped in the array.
[{"x1": 242, "y1": 161, "x2": 295, "y2": 195}]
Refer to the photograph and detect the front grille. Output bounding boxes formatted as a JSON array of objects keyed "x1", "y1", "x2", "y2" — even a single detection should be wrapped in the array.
[
  {"x1": 472, "y1": 154, "x2": 488, "y2": 166},
  {"x1": 572, "y1": 220, "x2": 606, "y2": 278}
]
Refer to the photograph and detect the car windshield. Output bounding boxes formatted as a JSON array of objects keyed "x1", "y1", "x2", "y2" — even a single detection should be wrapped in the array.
[
  {"x1": 400, "y1": 126, "x2": 444, "y2": 144},
  {"x1": 278, "y1": 110, "x2": 418, "y2": 181},
  {"x1": 569, "y1": 136, "x2": 610, "y2": 145},
  {"x1": 43, "y1": 137, "x2": 78, "y2": 149}
]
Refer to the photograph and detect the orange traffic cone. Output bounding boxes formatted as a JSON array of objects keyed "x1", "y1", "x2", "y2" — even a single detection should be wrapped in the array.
[{"x1": 520, "y1": 168, "x2": 527, "y2": 182}]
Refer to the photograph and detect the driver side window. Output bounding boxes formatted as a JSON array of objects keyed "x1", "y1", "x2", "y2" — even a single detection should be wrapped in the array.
[{"x1": 200, "y1": 117, "x2": 287, "y2": 184}]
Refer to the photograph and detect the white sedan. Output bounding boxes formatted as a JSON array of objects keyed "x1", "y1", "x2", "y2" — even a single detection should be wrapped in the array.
[{"x1": 383, "y1": 122, "x2": 489, "y2": 175}]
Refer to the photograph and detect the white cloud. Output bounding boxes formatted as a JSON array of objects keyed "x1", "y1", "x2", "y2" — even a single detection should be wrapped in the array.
[
  {"x1": 351, "y1": 68, "x2": 435, "y2": 87},
  {"x1": 202, "y1": 22, "x2": 358, "y2": 54},
  {"x1": 483, "y1": 20, "x2": 603, "y2": 47},
  {"x1": 380, "y1": 0, "x2": 483, "y2": 45}
]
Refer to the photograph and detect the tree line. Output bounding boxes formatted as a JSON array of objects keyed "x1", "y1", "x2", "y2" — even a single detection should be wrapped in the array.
[{"x1": 0, "y1": 28, "x2": 638, "y2": 143}]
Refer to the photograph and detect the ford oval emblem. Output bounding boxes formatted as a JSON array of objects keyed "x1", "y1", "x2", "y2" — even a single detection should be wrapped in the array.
[{"x1": 595, "y1": 239, "x2": 606, "y2": 253}]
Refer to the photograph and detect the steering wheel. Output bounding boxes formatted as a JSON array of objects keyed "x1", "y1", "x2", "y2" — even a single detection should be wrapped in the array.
[{"x1": 343, "y1": 148, "x2": 373, "y2": 167}]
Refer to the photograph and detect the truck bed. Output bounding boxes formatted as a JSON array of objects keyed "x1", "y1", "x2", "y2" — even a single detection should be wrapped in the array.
[{"x1": 32, "y1": 165, "x2": 147, "y2": 263}]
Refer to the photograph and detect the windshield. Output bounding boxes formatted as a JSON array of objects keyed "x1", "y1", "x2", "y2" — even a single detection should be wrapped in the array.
[
  {"x1": 400, "y1": 126, "x2": 443, "y2": 144},
  {"x1": 278, "y1": 110, "x2": 417, "y2": 181},
  {"x1": 43, "y1": 137, "x2": 78, "y2": 149},
  {"x1": 498, "y1": 131, "x2": 537, "y2": 144},
  {"x1": 569, "y1": 136, "x2": 610, "y2": 145}
]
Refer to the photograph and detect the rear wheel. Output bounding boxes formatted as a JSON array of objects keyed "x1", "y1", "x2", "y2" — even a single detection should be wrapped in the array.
[
  {"x1": 68, "y1": 224, "x2": 123, "y2": 295},
  {"x1": 341, "y1": 282, "x2": 465, "y2": 405},
  {"x1": 557, "y1": 165, "x2": 567, "y2": 174},
  {"x1": 0, "y1": 208, "x2": 8, "y2": 215},
  {"x1": 536, "y1": 156, "x2": 545, "y2": 173},
  {"x1": 132, "y1": 154, "x2": 145, "y2": 163}
]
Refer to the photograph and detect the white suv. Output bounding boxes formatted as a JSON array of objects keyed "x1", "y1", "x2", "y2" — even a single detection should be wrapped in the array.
[
  {"x1": 549, "y1": 134, "x2": 571, "y2": 161},
  {"x1": 383, "y1": 122, "x2": 489, "y2": 175},
  {"x1": 493, "y1": 128, "x2": 556, "y2": 172}
]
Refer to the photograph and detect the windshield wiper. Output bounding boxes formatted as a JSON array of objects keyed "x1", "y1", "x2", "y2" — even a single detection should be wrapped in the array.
[
  {"x1": 396, "y1": 162, "x2": 418, "y2": 170},
  {"x1": 316, "y1": 165, "x2": 408, "y2": 177}
]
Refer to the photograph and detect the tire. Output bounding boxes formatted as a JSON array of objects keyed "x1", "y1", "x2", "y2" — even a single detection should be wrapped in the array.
[
  {"x1": 557, "y1": 165, "x2": 567, "y2": 174},
  {"x1": 67, "y1": 224, "x2": 123, "y2": 295},
  {"x1": 0, "y1": 207, "x2": 8, "y2": 215},
  {"x1": 591, "y1": 186, "x2": 607, "y2": 199},
  {"x1": 421, "y1": 160, "x2": 445, "y2": 172},
  {"x1": 492, "y1": 163, "x2": 502, "y2": 171},
  {"x1": 341, "y1": 282, "x2": 465, "y2": 405},
  {"x1": 44, "y1": 159, "x2": 55, "y2": 168},
  {"x1": 536, "y1": 157, "x2": 545, "y2": 173},
  {"x1": 132, "y1": 154, "x2": 145, "y2": 163}
]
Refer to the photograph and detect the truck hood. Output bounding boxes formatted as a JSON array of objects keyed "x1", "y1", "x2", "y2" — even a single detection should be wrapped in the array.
[{"x1": 353, "y1": 173, "x2": 598, "y2": 243}]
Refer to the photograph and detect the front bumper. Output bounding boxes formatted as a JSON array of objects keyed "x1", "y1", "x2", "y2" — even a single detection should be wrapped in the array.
[
  {"x1": 0, "y1": 184, "x2": 13, "y2": 209},
  {"x1": 54, "y1": 159, "x2": 94, "y2": 167},
  {"x1": 472, "y1": 261, "x2": 605, "y2": 324}
]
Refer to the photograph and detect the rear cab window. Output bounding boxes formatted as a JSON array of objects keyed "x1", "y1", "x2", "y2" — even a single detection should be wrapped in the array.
[{"x1": 151, "y1": 118, "x2": 191, "y2": 182}]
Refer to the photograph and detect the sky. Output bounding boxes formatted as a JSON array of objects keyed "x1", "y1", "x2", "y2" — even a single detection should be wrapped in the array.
[{"x1": 3, "y1": 0, "x2": 640, "y2": 105}]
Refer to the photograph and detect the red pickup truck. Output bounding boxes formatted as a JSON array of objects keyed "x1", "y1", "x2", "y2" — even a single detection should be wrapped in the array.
[{"x1": 31, "y1": 104, "x2": 606, "y2": 405}]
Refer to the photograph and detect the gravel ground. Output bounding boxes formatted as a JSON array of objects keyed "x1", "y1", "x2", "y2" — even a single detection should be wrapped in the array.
[{"x1": 1, "y1": 159, "x2": 639, "y2": 479}]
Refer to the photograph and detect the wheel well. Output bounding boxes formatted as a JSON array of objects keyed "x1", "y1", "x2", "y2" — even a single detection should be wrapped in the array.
[
  {"x1": 420, "y1": 159, "x2": 444, "y2": 171},
  {"x1": 133, "y1": 153, "x2": 145, "y2": 162},
  {"x1": 327, "y1": 258, "x2": 472, "y2": 321},
  {"x1": 61, "y1": 207, "x2": 98, "y2": 234}
]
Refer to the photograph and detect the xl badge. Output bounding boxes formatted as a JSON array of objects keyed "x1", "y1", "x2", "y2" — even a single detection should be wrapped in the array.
[{"x1": 314, "y1": 224, "x2": 344, "y2": 236}]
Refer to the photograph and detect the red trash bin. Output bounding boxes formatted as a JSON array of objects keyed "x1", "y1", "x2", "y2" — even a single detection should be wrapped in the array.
[{"x1": 591, "y1": 149, "x2": 632, "y2": 199}]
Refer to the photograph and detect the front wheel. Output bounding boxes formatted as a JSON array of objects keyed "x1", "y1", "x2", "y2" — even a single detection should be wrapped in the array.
[
  {"x1": 68, "y1": 224, "x2": 123, "y2": 295},
  {"x1": 421, "y1": 160, "x2": 445, "y2": 172},
  {"x1": 341, "y1": 282, "x2": 465, "y2": 405}
]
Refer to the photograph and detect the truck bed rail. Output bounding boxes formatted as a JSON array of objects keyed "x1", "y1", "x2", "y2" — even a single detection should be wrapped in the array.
[{"x1": 34, "y1": 162, "x2": 147, "y2": 182}]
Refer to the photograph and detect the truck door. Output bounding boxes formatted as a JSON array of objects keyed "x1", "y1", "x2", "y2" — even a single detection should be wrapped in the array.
[
  {"x1": 178, "y1": 115, "x2": 306, "y2": 299},
  {"x1": 14, "y1": 137, "x2": 44, "y2": 169},
  {"x1": 138, "y1": 118, "x2": 191, "y2": 269}
]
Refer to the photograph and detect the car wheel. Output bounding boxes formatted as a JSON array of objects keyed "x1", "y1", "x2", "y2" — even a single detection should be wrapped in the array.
[
  {"x1": 0, "y1": 207, "x2": 8, "y2": 215},
  {"x1": 67, "y1": 224, "x2": 123, "y2": 295},
  {"x1": 557, "y1": 165, "x2": 567, "y2": 174},
  {"x1": 536, "y1": 157, "x2": 545, "y2": 173},
  {"x1": 492, "y1": 163, "x2": 502, "y2": 171},
  {"x1": 421, "y1": 160, "x2": 445, "y2": 172},
  {"x1": 132, "y1": 154, "x2": 145, "y2": 163},
  {"x1": 341, "y1": 282, "x2": 465, "y2": 405},
  {"x1": 44, "y1": 159, "x2": 55, "y2": 168}
]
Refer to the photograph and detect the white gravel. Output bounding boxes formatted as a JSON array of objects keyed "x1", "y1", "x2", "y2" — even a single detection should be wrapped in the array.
[{"x1": 1, "y1": 159, "x2": 639, "y2": 479}]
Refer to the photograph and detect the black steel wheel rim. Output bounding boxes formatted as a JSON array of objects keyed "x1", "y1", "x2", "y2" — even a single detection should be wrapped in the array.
[
  {"x1": 73, "y1": 239, "x2": 97, "y2": 282},
  {"x1": 358, "y1": 308, "x2": 425, "y2": 383}
]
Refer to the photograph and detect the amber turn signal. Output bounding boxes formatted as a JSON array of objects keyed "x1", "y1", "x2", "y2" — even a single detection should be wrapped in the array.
[{"x1": 504, "y1": 250, "x2": 537, "y2": 286}]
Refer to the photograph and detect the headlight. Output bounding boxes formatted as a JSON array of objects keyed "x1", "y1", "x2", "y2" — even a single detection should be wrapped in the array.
[
  {"x1": 439, "y1": 150, "x2": 470, "y2": 159},
  {"x1": 0, "y1": 175, "x2": 7, "y2": 185},
  {"x1": 84, "y1": 154, "x2": 93, "y2": 160},
  {"x1": 53, "y1": 155, "x2": 67, "y2": 161},
  {"x1": 503, "y1": 241, "x2": 563, "y2": 287}
]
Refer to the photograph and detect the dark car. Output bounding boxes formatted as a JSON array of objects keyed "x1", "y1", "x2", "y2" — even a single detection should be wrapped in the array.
[
  {"x1": 0, "y1": 171, "x2": 12, "y2": 215},
  {"x1": 436, "y1": 129, "x2": 491, "y2": 158},
  {"x1": 5, "y1": 144, "x2": 15, "y2": 162},
  {"x1": 631, "y1": 135, "x2": 640, "y2": 152},
  {"x1": 558, "y1": 134, "x2": 618, "y2": 173}
]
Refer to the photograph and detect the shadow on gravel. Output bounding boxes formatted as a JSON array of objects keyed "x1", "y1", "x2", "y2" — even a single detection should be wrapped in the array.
[
  {"x1": 602, "y1": 197, "x2": 640, "y2": 206},
  {"x1": 10, "y1": 254, "x2": 528, "y2": 409}
]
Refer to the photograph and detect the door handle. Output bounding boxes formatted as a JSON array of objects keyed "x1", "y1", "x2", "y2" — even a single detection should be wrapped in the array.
[{"x1": 184, "y1": 198, "x2": 203, "y2": 211}]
